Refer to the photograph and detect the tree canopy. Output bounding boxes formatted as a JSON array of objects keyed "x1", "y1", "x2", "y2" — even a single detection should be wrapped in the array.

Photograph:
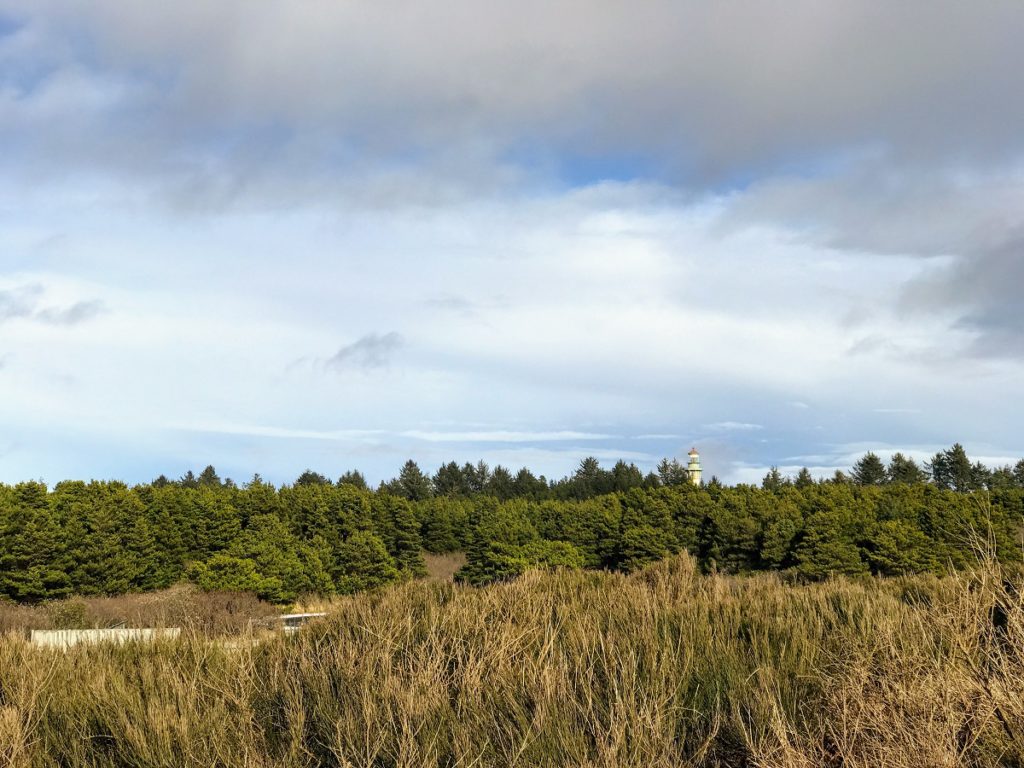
[{"x1": 1, "y1": 444, "x2": 1022, "y2": 601}]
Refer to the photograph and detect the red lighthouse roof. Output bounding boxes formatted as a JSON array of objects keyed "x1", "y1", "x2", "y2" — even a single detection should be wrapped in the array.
[{"x1": 688, "y1": 447, "x2": 699, "y2": 456}]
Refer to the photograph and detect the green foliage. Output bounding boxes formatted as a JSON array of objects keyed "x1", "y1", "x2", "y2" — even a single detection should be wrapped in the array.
[
  {"x1": 334, "y1": 532, "x2": 400, "y2": 593},
  {"x1": 1, "y1": 444, "x2": 1023, "y2": 602},
  {"x1": 390, "y1": 459, "x2": 433, "y2": 501},
  {"x1": 229, "y1": 514, "x2": 332, "y2": 603},
  {"x1": 794, "y1": 467, "x2": 815, "y2": 488},
  {"x1": 188, "y1": 554, "x2": 271, "y2": 596},
  {"x1": 887, "y1": 452, "x2": 927, "y2": 484},
  {"x1": 457, "y1": 537, "x2": 585, "y2": 585},
  {"x1": 851, "y1": 452, "x2": 887, "y2": 486},
  {"x1": 796, "y1": 511, "x2": 869, "y2": 579},
  {"x1": 657, "y1": 457, "x2": 690, "y2": 487},
  {"x1": 761, "y1": 466, "x2": 788, "y2": 491},
  {"x1": 294, "y1": 469, "x2": 330, "y2": 486},
  {"x1": 929, "y1": 443, "x2": 977, "y2": 491},
  {"x1": 337, "y1": 470, "x2": 368, "y2": 489}
]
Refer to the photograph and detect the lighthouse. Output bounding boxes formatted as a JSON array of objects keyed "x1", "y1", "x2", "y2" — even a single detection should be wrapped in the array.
[{"x1": 686, "y1": 447, "x2": 702, "y2": 486}]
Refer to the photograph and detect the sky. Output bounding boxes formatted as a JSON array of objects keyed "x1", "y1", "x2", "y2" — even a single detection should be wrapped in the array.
[{"x1": 1, "y1": 1, "x2": 1023, "y2": 486}]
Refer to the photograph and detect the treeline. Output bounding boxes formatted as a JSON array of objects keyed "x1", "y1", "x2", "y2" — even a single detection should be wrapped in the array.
[
  {"x1": 156, "y1": 443, "x2": 1024, "y2": 503},
  {"x1": 0, "y1": 478, "x2": 424, "y2": 604},
  {"x1": 377, "y1": 444, "x2": 1024, "y2": 501},
  {"x1": 1, "y1": 444, "x2": 1022, "y2": 604}
]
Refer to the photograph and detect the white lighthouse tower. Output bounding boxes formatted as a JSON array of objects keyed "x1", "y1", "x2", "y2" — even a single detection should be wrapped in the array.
[{"x1": 686, "y1": 447, "x2": 702, "y2": 486}]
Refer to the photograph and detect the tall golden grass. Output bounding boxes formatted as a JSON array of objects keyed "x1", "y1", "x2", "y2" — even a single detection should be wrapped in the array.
[
  {"x1": 1, "y1": 553, "x2": 1021, "y2": 767},
  {"x1": 0, "y1": 584, "x2": 276, "y2": 636}
]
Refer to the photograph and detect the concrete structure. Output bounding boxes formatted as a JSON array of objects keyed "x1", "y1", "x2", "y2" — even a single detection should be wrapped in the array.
[
  {"x1": 276, "y1": 613, "x2": 327, "y2": 634},
  {"x1": 686, "y1": 447, "x2": 702, "y2": 486},
  {"x1": 30, "y1": 628, "x2": 181, "y2": 649}
]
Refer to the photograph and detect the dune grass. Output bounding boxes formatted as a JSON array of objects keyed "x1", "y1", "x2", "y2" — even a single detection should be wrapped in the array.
[
  {"x1": 422, "y1": 551, "x2": 468, "y2": 582},
  {"x1": 0, "y1": 584, "x2": 277, "y2": 636},
  {"x1": 1, "y1": 553, "x2": 1022, "y2": 767}
]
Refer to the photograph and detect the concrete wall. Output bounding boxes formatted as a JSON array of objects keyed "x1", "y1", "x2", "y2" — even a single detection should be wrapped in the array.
[{"x1": 30, "y1": 628, "x2": 181, "y2": 649}]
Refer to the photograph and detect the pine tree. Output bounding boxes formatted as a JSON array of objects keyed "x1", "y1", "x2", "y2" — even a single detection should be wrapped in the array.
[
  {"x1": 511, "y1": 467, "x2": 546, "y2": 499},
  {"x1": 433, "y1": 462, "x2": 469, "y2": 496},
  {"x1": 466, "y1": 461, "x2": 491, "y2": 493},
  {"x1": 971, "y1": 461, "x2": 992, "y2": 490},
  {"x1": 1014, "y1": 460, "x2": 1024, "y2": 488},
  {"x1": 295, "y1": 470, "x2": 330, "y2": 486},
  {"x1": 928, "y1": 444, "x2": 975, "y2": 491},
  {"x1": 795, "y1": 510, "x2": 867, "y2": 579},
  {"x1": 611, "y1": 461, "x2": 644, "y2": 493},
  {"x1": 851, "y1": 452, "x2": 887, "y2": 486},
  {"x1": 761, "y1": 467, "x2": 787, "y2": 492},
  {"x1": 334, "y1": 532, "x2": 399, "y2": 593},
  {"x1": 657, "y1": 458, "x2": 688, "y2": 487},
  {"x1": 198, "y1": 465, "x2": 222, "y2": 488},
  {"x1": 396, "y1": 460, "x2": 433, "y2": 501},
  {"x1": 337, "y1": 470, "x2": 368, "y2": 489},
  {"x1": 486, "y1": 466, "x2": 515, "y2": 499},
  {"x1": 230, "y1": 514, "x2": 317, "y2": 602},
  {"x1": 887, "y1": 453, "x2": 926, "y2": 484}
]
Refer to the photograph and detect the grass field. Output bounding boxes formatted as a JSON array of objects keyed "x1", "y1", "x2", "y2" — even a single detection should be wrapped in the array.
[{"x1": 1, "y1": 553, "x2": 1022, "y2": 767}]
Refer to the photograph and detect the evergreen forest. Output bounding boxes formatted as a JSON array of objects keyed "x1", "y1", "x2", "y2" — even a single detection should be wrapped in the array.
[{"x1": 2, "y1": 443, "x2": 1023, "y2": 604}]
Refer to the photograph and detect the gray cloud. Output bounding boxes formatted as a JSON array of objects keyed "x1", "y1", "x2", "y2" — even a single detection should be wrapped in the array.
[
  {"x1": 424, "y1": 294, "x2": 476, "y2": 315},
  {"x1": 326, "y1": 332, "x2": 403, "y2": 372},
  {"x1": 721, "y1": 160, "x2": 1024, "y2": 361},
  {"x1": 2, "y1": 1, "x2": 1023, "y2": 201},
  {"x1": 36, "y1": 299, "x2": 106, "y2": 325},
  {"x1": 0, "y1": 285, "x2": 42, "y2": 321},
  {"x1": 901, "y1": 233, "x2": 1024, "y2": 357},
  {"x1": 724, "y1": 165, "x2": 1023, "y2": 258},
  {"x1": 0, "y1": 285, "x2": 104, "y2": 327}
]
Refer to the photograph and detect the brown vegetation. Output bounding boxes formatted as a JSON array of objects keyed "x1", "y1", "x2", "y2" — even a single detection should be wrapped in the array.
[
  {"x1": 423, "y1": 550, "x2": 467, "y2": 582},
  {"x1": 0, "y1": 584, "x2": 277, "y2": 636},
  {"x1": 0, "y1": 554, "x2": 1022, "y2": 767}
]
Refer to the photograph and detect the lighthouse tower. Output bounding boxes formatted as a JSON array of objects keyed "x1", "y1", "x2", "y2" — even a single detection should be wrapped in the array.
[{"x1": 686, "y1": 447, "x2": 702, "y2": 486}]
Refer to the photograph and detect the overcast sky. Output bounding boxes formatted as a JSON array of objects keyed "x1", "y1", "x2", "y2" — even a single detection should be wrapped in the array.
[{"x1": 1, "y1": 1, "x2": 1023, "y2": 486}]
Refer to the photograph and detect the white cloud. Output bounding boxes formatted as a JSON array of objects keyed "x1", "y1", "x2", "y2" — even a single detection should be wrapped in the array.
[
  {"x1": 0, "y1": 2, "x2": 1023, "y2": 483},
  {"x1": 704, "y1": 422, "x2": 763, "y2": 432},
  {"x1": 402, "y1": 430, "x2": 612, "y2": 443}
]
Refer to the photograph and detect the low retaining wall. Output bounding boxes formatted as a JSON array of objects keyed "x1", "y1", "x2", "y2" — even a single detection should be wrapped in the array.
[{"x1": 29, "y1": 628, "x2": 181, "y2": 649}]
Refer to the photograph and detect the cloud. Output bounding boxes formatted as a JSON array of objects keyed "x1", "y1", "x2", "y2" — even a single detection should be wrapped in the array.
[
  {"x1": 0, "y1": 285, "x2": 41, "y2": 321},
  {"x1": 703, "y1": 421, "x2": 763, "y2": 432},
  {"x1": 402, "y1": 429, "x2": 611, "y2": 443},
  {"x1": 424, "y1": 294, "x2": 477, "y2": 315},
  {"x1": 0, "y1": 3, "x2": 1023, "y2": 485},
  {"x1": 1, "y1": 1, "x2": 1023, "y2": 205},
  {"x1": 325, "y1": 332, "x2": 404, "y2": 372},
  {"x1": 901, "y1": 232, "x2": 1024, "y2": 358},
  {"x1": 718, "y1": 159, "x2": 1024, "y2": 362},
  {"x1": 0, "y1": 284, "x2": 104, "y2": 326},
  {"x1": 171, "y1": 421, "x2": 386, "y2": 442},
  {"x1": 36, "y1": 299, "x2": 106, "y2": 325},
  {"x1": 175, "y1": 422, "x2": 612, "y2": 445}
]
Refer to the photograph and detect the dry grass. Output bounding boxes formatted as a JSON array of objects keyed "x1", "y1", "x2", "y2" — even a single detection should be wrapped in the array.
[
  {"x1": 423, "y1": 551, "x2": 467, "y2": 582},
  {"x1": 0, "y1": 554, "x2": 1022, "y2": 767},
  {"x1": 0, "y1": 584, "x2": 277, "y2": 636}
]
